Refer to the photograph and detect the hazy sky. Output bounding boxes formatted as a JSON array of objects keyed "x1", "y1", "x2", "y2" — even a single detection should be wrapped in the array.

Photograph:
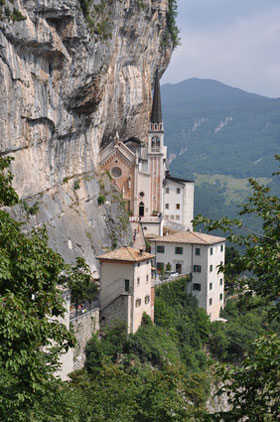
[{"x1": 162, "y1": 0, "x2": 280, "y2": 98}]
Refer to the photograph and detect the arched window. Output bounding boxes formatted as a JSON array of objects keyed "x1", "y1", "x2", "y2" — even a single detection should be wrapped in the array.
[{"x1": 139, "y1": 202, "x2": 144, "y2": 217}]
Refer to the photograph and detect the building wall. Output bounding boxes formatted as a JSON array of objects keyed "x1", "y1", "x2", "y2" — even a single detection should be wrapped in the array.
[
  {"x1": 100, "y1": 294, "x2": 131, "y2": 333},
  {"x1": 205, "y1": 242, "x2": 225, "y2": 320},
  {"x1": 100, "y1": 259, "x2": 153, "y2": 334},
  {"x1": 132, "y1": 260, "x2": 153, "y2": 333},
  {"x1": 151, "y1": 240, "x2": 225, "y2": 321},
  {"x1": 71, "y1": 307, "x2": 100, "y2": 371},
  {"x1": 137, "y1": 171, "x2": 151, "y2": 216},
  {"x1": 151, "y1": 241, "x2": 193, "y2": 274},
  {"x1": 100, "y1": 261, "x2": 134, "y2": 310},
  {"x1": 163, "y1": 181, "x2": 194, "y2": 230},
  {"x1": 182, "y1": 182, "x2": 194, "y2": 230},
  {"x1": 164, "y1": 180, "x2": 184, "y2": 225}
]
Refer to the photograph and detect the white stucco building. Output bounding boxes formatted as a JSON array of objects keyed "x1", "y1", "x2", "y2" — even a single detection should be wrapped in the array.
[
  {"x1": 150, "y1": 231, "x2": 226, "y2": 321},
  {"x1": 98, "y1": 247, "x2": 155, "y2": 333}
]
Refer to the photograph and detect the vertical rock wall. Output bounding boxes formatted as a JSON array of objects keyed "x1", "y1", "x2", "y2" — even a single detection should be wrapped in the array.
[{"x1": 0, "y1": 0, "x2": 173, "y2": 269}]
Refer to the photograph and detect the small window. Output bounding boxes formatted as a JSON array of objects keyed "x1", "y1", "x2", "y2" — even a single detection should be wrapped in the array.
[
  {"x1": 135, "y1": 298, "x2": 141, "y2": 307},
  {"x1": 220, "y1": 293, "x2": 223, "y2": 301},
  {"x1": 137, "y1": 263, "x2": 140, "y2": 267},
  {"x1": 166, "y1": 187, "x2": 170, "y2": 194},
  {"x1": 193, "y1": 283, "x2": 201, "y2": 291},
  {"x1": 220, "y1": 278, "x2": 223, "y2": 286},
  {"x1": 176, "y1": 203, "x2": 180, "y2": 210},
  {"x1": 209, "y1": 283, "x2": 212, "y2": 290},
  {"x1": 125, "y1": 279, "x2": 129, "y2": 292},
  {"x1": 145, "y1": 295, "x2": 150, "y2": 304},
  {"x1": 164, "y1": 215, "x2": 169, "y2": 220},
  {"x1": 140, "y1": 191, "x2": 145, "y2": 197},
  {"x1": 175, "y1": 246, "x2": 183, "y2": 255},
  {"x1": 176, "y1": 215, "x2": 180, "y2": 220},
  {"x1": 137, "y1": 277, "x2": 140, "y2": 286},
  {"x1": 193, "y1": 265, "x2": 201, "y2": 273},
  {"x1": 209, "y1": 298, "x2": 212, "y2": 306},
  {"x1": 220, "y1": 244, "x2": 224, "y2": 252},
  {"x1": 157, "y1": 245, "x2": 165, "y2": 253},
  {"x1": 165, "y1": 203, "x2": 169, "y2": 209},
  {"x1": 210, "y1": 265, "x2": 213, "y2": 272},
  {"x1": 210, "y1": 247, "x2": 213, "y2": 255},
  {"x1": 146, "y1": 275, "x2": 149, "y2": 283},
  {"x1": 176, "y1": 188, "x2": 181, "y2": 194},
  {"x1": 170, "y1": 215, "x2": 175, "y2": 220},
  {"x1": 195, "y1": 248, "x2": 200, "y2": 256}
]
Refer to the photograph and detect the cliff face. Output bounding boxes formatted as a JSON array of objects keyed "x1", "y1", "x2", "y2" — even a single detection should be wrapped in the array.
[{"x1": 0, "y1": 0, "x2": 172, "y2": 270}]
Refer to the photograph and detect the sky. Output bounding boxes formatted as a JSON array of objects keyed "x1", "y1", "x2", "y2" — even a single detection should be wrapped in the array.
[{"x1": 162, "y1": 0, "x2": 280, "y2": 98}]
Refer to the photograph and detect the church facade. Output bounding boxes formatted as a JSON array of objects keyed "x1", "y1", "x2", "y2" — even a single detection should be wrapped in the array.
[{"x1": 99, "y1": 72, "x2": 194, "y2": 235}]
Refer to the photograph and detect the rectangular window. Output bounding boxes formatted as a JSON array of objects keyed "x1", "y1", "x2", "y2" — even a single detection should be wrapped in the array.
[
  {"x1": 193, "y1": 265, "x2": 201, "y2": 273},
  {"x1": 220, "y1": 293, "x2": 223, "y2": 301},
  {"x1": 145, "y1": 295, "x2": 150, "y2": 304},
  {"x1": 220, "y1": 278, "x2": 223, "y2": 286},
  {"x1": 176, "y1": 188, "x2": 181, "y2": 194},
  {"x1": 135, "y1": 298, "x2": 141, "y2": 307},
  {"x1": 209, "y1": 283, "x2": 212, "y2": 290},
  {"x1": 220, "y1": 244, "x2": 224, "y2": 252},
  {"x1": 193, "y1": 283, "x2": 201, "y2": 291},
  {"x1": 125, "y1": 279, "x2": 129, "y2": 292},
  {"x1": 165, "y1": 203, "x2": 169, "y2": 209},
  {"x1": 175, "y1": 246, "x2": 183, "y2": 255},
  {"x1": 209, "y1": 265, "x2": 213, "y2": 272},
  {"x1": 137, "y1": 277, "x2": 140, "y2": 286},
  {"x1": 146, "y1": 275, "x2": 149, "y2": 283},
  {"x1": 176, "y1": 215, "x2": 180, "y2": 220},
  {"x1": 171, "y1": 215, "x2": 175, "y2": 220},
  {"x1": 195, "y1": 248, "x2": 200, "y2": 256},
  {"x1": 157, "y1": 245, "x2": 165, "y2": 253},
  {"x1": 210, "y1": 247, "x2": 213, "y2": 255},
  {"x1": 209, "y1": 298, "x2": 212, "y2": 306},
  {"x1": 166, "y1": 187, "x2": 170, "y2": 194},
  {"x1": 176, "y1": 203, "x2": 180, "y2": 210}
]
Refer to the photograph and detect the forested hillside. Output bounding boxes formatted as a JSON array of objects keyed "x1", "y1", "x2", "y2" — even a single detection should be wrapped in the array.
[
  {"x1": 162, "y1": 78, "x2": 280, "y2": 179},
  {"x1": 161, "y1": 78, "x2": 280, "y2": 226}
]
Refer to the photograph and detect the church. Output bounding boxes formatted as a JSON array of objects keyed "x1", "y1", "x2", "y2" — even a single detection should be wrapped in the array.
[{"x1": 99, "y1": 71, "x2": 194, "y2": 236}]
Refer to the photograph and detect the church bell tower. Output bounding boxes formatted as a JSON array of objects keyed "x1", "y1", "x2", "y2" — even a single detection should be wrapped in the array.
[{"x1": 147, "y1": 70, "x2": 166, "y2": 217}]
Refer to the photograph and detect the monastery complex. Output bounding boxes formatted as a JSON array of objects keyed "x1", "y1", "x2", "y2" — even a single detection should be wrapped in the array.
[{"x1": 97, "y1": 72, "x2": 225, "y2": 333}]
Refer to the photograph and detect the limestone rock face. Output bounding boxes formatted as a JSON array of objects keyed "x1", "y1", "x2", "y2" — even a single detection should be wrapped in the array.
[{"x1": 0, "y1": 0, "x2": 172, "y2": 270}]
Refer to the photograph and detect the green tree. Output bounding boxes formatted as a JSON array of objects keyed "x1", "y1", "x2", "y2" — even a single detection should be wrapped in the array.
[
  {"x1": 213, "y1": 334, "x2": 280, "y2": 421},
  {"x1": 0, "y1": 157, "x2": 78, "y2": 420},
  {"x1": 194, "y1": 156, "x2": 280, "y2": 420},
  {"x1": 67, "y1": 256, "x2": 98, "y2": 311}
]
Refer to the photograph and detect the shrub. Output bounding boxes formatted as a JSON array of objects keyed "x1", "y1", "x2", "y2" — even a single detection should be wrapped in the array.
[{"x1": 97, "y1": 194, "x2": 105, "y2": 205}]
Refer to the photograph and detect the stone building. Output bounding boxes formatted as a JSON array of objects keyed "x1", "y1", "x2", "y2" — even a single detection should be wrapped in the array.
[
  {"x1": 99, "y1": 71, "x2": 194, "y2": 235},
  {"x1": 98, "y1": 247, "x2": 155, "y2": 333},
  {"x1": 150, "y1": 231, "x2": 226, "y2": 321}
]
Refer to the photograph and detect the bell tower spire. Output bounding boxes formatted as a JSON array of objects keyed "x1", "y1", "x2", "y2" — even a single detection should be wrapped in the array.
[{"x1": 150, "y1": 69, "x2": 162, "y2": 124}]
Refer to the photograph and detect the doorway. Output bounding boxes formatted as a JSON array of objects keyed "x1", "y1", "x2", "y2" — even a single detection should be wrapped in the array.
[
  {"x1": 139, "y1": 202, "x2": 145, "y2": 217},
  {"x1": 176, "y1": 263, "x2": 182, "y2": 274}
]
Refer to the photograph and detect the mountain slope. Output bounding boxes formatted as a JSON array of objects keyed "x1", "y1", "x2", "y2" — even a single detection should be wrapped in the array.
[{"x1": 162, "y1": 78, "x2": 280, "y2": 179}]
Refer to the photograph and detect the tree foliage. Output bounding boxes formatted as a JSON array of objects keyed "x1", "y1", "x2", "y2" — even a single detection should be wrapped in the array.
[
  {"x1": 0, "y1": 156, "x2": 96, "y2": 420},
  {"x1": 194, "y1": 156, "x2": 280, "y2": 420}
]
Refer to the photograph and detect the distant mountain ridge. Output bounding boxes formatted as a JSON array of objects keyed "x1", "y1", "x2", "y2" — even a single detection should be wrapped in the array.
[{"x1": 162, "y1": 78, "x2": 280, "y2": 179}]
